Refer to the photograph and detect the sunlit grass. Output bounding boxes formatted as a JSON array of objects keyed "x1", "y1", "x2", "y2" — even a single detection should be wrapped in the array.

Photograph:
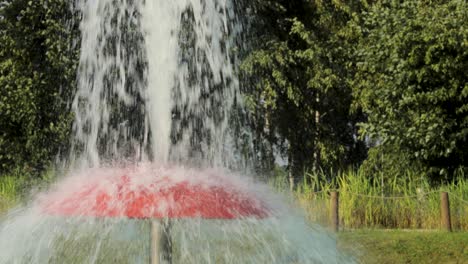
[
  {"x1": 0, "y1": 168, "x2": 57, "y2": 213},
  {"x1": 0, "y1": 175, "x2": 24, "y2": 212},
  {"x1": 338, "y1": 230, "x2": 468, "y2": 264}
]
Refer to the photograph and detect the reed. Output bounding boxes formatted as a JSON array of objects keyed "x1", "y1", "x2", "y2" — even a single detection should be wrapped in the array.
[
  {"x1": 0, "y1": 167, "x2": 57, "y2": 213},
  {"x1": 289, "y1": 169, "x2": 468, "y2": 230},
  {"x1": 0, "y1": 175, "x2": 24, "y2": 212}
]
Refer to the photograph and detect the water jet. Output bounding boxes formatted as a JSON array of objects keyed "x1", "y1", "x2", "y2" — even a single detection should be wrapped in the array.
[{"x1": 0, "y1": 0, "x2": 354, "y2": 262}]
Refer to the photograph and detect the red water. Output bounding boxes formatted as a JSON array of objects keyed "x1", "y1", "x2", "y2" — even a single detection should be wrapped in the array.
[{"x1": 41, "y1": 165, "x2": 269, "y2": 219}]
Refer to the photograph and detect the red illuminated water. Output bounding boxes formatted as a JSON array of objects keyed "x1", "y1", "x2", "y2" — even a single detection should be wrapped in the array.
[{"x1": 41, "y1": 164, "x2": 269, "y2": 219}]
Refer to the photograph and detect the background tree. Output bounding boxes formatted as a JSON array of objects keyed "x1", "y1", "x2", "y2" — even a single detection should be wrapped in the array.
[
  {"x1": 242, "y1": 0, "x2": 367, "y2": 187},
  {"x1": 0, "y1": 0, "x2": 77, "y2": 175},
  {"x1": 353, "y1": 0, "x2": 468, "y2": 182}
]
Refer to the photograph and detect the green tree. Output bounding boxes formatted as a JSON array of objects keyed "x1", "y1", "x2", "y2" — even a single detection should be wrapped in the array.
[
  {"x1": 242, "y1": 0, "x2": 367, "y2": 187},
  {"x1": 353, "y1": 0, "x2": 468, "y2": 182},
  {"x1": 0, "y1": 0, "x2": 77, "y2": 175}
]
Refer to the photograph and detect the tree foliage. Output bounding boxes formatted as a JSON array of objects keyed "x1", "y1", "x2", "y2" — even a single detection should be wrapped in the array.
[
  {"x1": 242, "y1": 0, "x2": 367, "y2": 183},
  {"x1": 0, "y1": 0, "x2": 77, "y2": 174},
  {"x1": 353, "y1": 0, "x2": 468, "y2": 182},
  {"x1": 0, "y1": 0, "x2": 466, "y2": 186}
]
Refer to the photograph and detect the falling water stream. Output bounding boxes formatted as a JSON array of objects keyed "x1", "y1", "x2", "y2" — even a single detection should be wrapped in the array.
[
  {"x1": 0, "y1": 0, "x2": 354, "y2": 263},
  {"x1": 71, "y1": 0, "x2": 240, "y2": 168}
]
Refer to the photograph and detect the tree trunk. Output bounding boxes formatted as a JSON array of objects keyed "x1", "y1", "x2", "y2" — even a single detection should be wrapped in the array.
[
  {"x1": 313, "y1": 94, "x2": 321, "y2": 173},
  {"x1": 288, "y1": 152, "x2": 295, "y2": 192}
]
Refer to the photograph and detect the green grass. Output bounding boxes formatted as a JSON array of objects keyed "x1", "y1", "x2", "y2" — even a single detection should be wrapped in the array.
[
  {"x1": 0, "y1": 175, "x2": 25, "y2": 211},
  {"x1": 0, "y1": 168, "x2": 56, "y2": 213},
  {"x1": 338, "y1": 230, "x2": 468, "y2": 264}
]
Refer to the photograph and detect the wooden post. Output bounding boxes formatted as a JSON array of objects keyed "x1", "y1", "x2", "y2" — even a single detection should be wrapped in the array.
[
  {"x1": 150, "y1": 220, "x2": 172, "y2": 264},
  {"x1": 330, "y1": 191, "x2": 339, "y2": 232},
  {"x1": 440, "y1": 192, "x2": 452, "y2": 232}
]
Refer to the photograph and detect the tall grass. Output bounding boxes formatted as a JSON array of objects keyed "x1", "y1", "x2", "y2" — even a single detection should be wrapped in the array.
[
  {"x1": 285, "y1": 169, "x2": 468, "y2": 230},
  {"x1": 0, "y1": 168, "x2": 57, "y2": 213},
  {"x1": 0, "y1": 175, "x2": 25, "y2": 212},
  {"x1": 1, "y1": 166, "x2": 467, "y2": 230}
]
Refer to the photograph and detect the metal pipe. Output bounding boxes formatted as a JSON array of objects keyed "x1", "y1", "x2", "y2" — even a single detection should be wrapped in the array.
[{"x1": 150, "y1": 219, "x2": 172, "y2": 264}]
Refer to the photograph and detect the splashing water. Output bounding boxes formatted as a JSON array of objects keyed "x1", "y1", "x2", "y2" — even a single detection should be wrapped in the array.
[
  {"x1": 0, "y1": 0, "x2": 354, "y2": 263},
  {"x1": 0, "y1": 165, "x2": 352, "y2": 263}
]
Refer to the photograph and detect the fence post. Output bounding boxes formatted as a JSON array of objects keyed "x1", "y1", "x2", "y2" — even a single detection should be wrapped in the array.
[
  {"x1": 440, "y1": 192, "x2": 452, "y2": 232},
  {"x1": 330, "y1": 191, "x2": 339, "y2": 232}
]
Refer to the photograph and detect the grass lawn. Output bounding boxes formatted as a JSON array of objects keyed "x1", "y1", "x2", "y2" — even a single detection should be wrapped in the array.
[{"x1": 338, "y1": 230, "x2": 468, "y2": 264}]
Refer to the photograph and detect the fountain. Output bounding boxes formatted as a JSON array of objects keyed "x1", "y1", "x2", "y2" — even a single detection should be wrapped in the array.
[{"x1": 0, "y1": 0, "x2": 354, "y2": 263}]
